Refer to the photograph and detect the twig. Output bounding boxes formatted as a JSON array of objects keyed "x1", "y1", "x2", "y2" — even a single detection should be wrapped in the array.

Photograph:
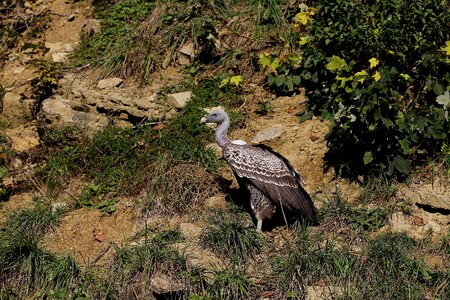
[
  {"x1": 27, "y1": 174, "x2": 49, "y2": 200},
  {"x1": 133, "y1": 287, "x2": 139, "y2": 300},
  {"x1": 91, "y1": 242, "x2": 113, "y2": 266}
]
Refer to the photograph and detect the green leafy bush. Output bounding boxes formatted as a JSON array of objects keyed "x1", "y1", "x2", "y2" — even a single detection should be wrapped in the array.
[{"x1": 290, "y1": 0, "x2": 450, "y2": 177}]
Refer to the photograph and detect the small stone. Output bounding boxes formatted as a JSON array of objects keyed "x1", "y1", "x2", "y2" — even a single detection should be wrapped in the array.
[
  {"x1": 52, "y1": 52, "x2": 68, "y2": 63},
  {"x1": 167, "y1": 91, "x2": 192, "y2": 109},
  {"x1": 67, "y1": 14, "x2": 76, "y2": 22},
  {"x1": 64, "y1": 43, "x2": 75, "y2": 53},
  {"x1": 251, "y1": 124, "x2": 285, "y2": 144},
  {"x1": 179, "y1": 43, "x2": 194, "y2": 57},
  {"x1": 179, "y1": 222, "x2": 202, "y2": 239},
  {"x1": 177, "y1": 54, "x2": 191, "y2": 65},
  {"x1": 10, "y1": 158, "x2": 23, "y2": 170},
  {"x1": 13, "y1": 67, "x2": 25, "y2": 74},
  {"x1": 133, "y1": 94, "x2": 156, "y2": 110},
  {"x1": 5, "y1": 125, "x2": 40, "y2": 153},
  {"x1": 389, "y1": 212, "x2": 412, "y2": 232},
  {"x1": 206, "y1": 143, "x2": 222, "y2": 157},
  {"x1": 205, "y1": 195, "x2": 228, "y2": 209},
  {"x1": 97, "y1": 77, "x2": 123, "y2": 89},
  {"x1": 82, "y1": 18, "x2": 101, "y2": 35},
  {"x1": 114, "y1": 119, "x2": 133, "y2": 129}
]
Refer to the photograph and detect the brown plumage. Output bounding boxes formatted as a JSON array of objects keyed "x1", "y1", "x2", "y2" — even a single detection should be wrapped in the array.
[{"x1": 201, "y1": 107, "x2": 318, "y2": 231}]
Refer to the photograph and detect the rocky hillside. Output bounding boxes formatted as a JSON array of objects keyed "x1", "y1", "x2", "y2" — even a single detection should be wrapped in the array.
[{"x1": 1, "y1": 1, "x2": 449, "y2": 299}]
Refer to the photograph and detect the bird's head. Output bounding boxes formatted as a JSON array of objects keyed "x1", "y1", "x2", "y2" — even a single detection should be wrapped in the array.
[{"x1": 200, "y1": 107, "x2": 227, "y2": 125}]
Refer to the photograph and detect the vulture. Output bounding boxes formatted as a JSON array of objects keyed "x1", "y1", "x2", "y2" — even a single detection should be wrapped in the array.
[{"x1": 200, "y1": 107, "x2": 318, "y2": 231}]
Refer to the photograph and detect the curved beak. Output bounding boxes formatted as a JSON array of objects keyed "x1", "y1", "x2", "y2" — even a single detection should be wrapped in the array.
[{"x1": 200, "y1": 117, "x2": 207, "y2": 124}]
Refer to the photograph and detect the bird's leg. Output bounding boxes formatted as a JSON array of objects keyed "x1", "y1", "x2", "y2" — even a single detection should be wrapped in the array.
[{"x1": 256, "y1": 218, "x2": 263, "y2": 232}]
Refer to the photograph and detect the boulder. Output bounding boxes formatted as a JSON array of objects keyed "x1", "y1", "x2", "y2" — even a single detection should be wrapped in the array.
[
  {"x1": 40, "y1": 96, "x2": 108, "y2": 133},
  {"x1": 251, "y1": 124, "x2": 285, "y2": 144},
  {"x1": 167, "y1": 91, "x2": 191, "y2": 109}
]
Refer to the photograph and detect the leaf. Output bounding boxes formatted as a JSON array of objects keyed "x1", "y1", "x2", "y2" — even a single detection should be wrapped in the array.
[
  {"x1": 299, "y1": 111, "x2": 313, "y2": 122},
  {"x1": 93, "y1": 228, "x2": 107, "y2": 242},
  {"x1": 392, "y1": 155, "x2": 411, "y2": 174},
  {"x1": 229, "y1": 75, "x2": 244, "y2": 86},
  {"x1": 219, "y1": 78, "x2": 229, "y2": 88},
  {"x1": 299, "y1": 36, "x2": 308, "y2": 45},
  {"x1": 269, "y1": 57, "x2": 280, "y2": 72},
  {"x1": 259, "y1": 53, "x2": 271, "y2": 67},
  {"x1": 440, "y1": 41, "x2": 450, "y2": 56},
  {"x1": 153, "y1": 123, "x2": 165, "y2": 130},
  {"x1": 436, "y1": 91, "x2": 450, "y2": 108},
  {"x1": 400, "y1": 73, "x2": 411, "y2": 81},
  {"x1": 293, "y1": 12, "x2": 311, "y2": 26},
  {"x1": 336, "y1": 75, "x2": 352, "y2": 87},
  {"x1": 372, "y1": 71, "x2": 381, "y2": 81},
  {"x1": 368, "y1": 57, "x2": 379, "y2": 69},
  {"x1": 399, "y1": 139, "x2": 410, "y2": 154},
  {"x1": 363, "y1": 151, "x2": 373, "y2": 165},
  {"x1": 326, "y1": 55, "x2": 347, "y2": 72},
  {"x1": 354, "y1": 70, "x2": 368, "y2": 83}
]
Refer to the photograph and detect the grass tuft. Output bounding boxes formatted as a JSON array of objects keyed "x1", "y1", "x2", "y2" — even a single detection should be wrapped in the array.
[
  {"x1": 204, "y1": 264, "x2": 257, "y2": 300},
  {"x1": 0, "y1": 202, "x2": 85, "y2": 298},
  {"x1": 200, "y1": 211, "x2": 262, "y2": 260}
]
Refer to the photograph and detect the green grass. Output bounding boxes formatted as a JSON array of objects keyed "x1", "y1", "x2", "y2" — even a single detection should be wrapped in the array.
[
  {"x1": 97, "y1": 229, "x2": 188, "y2": 299},
  {"x1": 35, "y1": 77, "x2": 241, "y2": 212},
  {"x1": 319, "y1": 191, "x2": 390, "y2": 233},
  {"x1": 200, "y1": 210, "x2": 262, "y2": 261},
  {"x1": 0, "y1": 201, "x2": 86, "y2": 298},
  {"x1": 203, "y1": 264, "x2": 258, "y2": 300},
  {"x1": 270, "y1": 208, "x2": 449, "y2": 300}
]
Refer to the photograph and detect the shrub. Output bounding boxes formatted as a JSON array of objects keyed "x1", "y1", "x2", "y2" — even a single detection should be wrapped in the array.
[
  {"x1": 266, "y1": 0, "x2": 450, "y2": 178},
  {"x1": 305, "y1": 0, "x2": 450, "y2": 177}
]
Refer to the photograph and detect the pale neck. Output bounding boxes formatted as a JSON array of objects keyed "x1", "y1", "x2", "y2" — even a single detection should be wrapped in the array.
[{"x1": 215, "y1": 116, "x2": 231, "y2": 148}]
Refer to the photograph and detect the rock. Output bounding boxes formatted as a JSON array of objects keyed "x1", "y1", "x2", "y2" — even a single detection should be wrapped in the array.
[
  {"x1": 389, "y1": 211, "x2": 412, "y2": 233},
  {"x1": 13, "y1": 66, "x2": 25, "y2": 74},
  {"x1": 178, "y1": 42, "x2": 194, "y2": 65},
  {"x1": 52, "y1": 52, "x2": 68, "y2": 63},
  {"x1": 179, "y1": 222, "x2": 202, "y2": 239},
  {"x1": 205, "y1": 195, "x2": 228, "y2": 209},
  {"x1": 114, "y1": 119, "x2": 133, "y2": 129},
  {"x1": 64, "y1": 43, "x2": 75, "y2": 53},
  {"x1": 251, "y1": 124, "x2": 285, "y2": 144},
  {"x1": 399, "y1": 185, "x2": 450, "y2": 213},
  {"x1": 167, "y1": 91, "x2": 192, "y2": 109},
  {"x1": 179, "y1": 43, "x2": 194, "y2": 57},
  {"x1": 40, "y1": 96, "x2": 108, "y2": 134},
  {"x1": 5, "y1": 125, "x2": 40, "y2": 153},
  {"x1": 306, "y1": 285, "x2": 342, "y2": 300},
  {"x1": 2, "y1": 92, "x2": 21, "y2": 114},
  {"x1": 82, "y1": 19, "x2": 101, "y2": 35},
  {"x1": 205, "y1": 143, "x2": 222, "y2": 157},
  {"x1": 10, "y1": 158, "x2": 23, "y2": 170},
  {"x1": 45, "y1": 42, "x2": 76, "y2": 63},
  {"x1": 97, "y1": 77, "x2": 123, "y2": 89},
  {"x1": 177, "y1": 54, "x2": 191, "y2": 65},
  {"x1": 133, "y1": 95, "x2": 157, "y2": 110},
  {"x1": 67, "y1": 14, "x2": 76, "y2": 22}
]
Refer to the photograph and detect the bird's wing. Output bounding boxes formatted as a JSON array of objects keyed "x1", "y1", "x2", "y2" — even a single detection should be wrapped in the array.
[{"x1": 223, "y1": 144, "x2": 317, "y2": 223}]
